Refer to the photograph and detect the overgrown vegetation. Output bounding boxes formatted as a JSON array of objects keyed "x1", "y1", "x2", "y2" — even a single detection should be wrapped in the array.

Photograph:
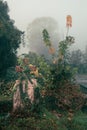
[
  {"x1": 0, "y1": 1, "x2": 87, "y2": 129},
  {"x1": 0, "y1": 0, "x2": 22, "y2": 78}
]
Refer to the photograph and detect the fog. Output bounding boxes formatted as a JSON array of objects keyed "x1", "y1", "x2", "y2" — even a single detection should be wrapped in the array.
[{"x1": 5, "y1": 0, "x2": 87, "y2": 54}]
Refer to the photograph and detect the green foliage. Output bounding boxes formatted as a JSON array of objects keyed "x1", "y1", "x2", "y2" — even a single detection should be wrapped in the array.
[
  {"x1": 69, "y1": 48, "x2": 87, "y2": 74},
  {"x1": 0, "y1": 19, "x2": 87, "y2": 130},
  {"x1": 43, "y1": 35, "x2": 76, "y2": 91},
  {"x1": 18, "y1": 52, "x2": 51, "y2": 86},
  {"x1": 42, "y1": 29, "x2": 51, "y2": 47},
  {"x1": 5, "y1": 67, "x2": 17, "y2": 81},
  {"x1": 60, "y1": 111, "x2": 87, "y2": 130},
  {"x1": 0, "y1": 96, "x2": 87, "y2": 130},
  {"x1": 29, "y1": 53, "x2": 51, "y2": 85},
  {"x1": 58, "y1": 36, "x2": 75, "y2": 69},
  {"x1": 41, "y1": 30, "x2": 85, "y2": 111},
  {"x1": 31, "y1": 87, "x2": 44, "y2": 116},
  {"x1": 0, "y1": 110, "x2": 67, "y2": 130},
  {"x1": 0, "y1": 99, "x2": 12, "y2": 113},
  {"x1": 0, "y1": 0, "x2": 22, "y2": 78},
  {"x1": 0, "y1": 80, "x2": 14, "y2": 96},
  {"x1": 44, "y1": 95, "x2": 58, "y2": 110}
]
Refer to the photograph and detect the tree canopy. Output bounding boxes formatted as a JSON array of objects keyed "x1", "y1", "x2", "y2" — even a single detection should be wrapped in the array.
[{"x1": 0, "y1": 0, "x2": 22, "y2": 78}]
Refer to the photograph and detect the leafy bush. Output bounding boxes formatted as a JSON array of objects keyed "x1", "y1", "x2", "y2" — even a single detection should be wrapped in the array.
[
  {"x1": 45, "y1": 82, "x2": 84, "y2": 111},
  {"x1": 60, "y1": 111, "x2": 87, "y2": 130},
  {"x1": 0, "y1": 100, "x2": 12, "y2": 113},
  {"x1": 0, "y1": 80, "x2": 14, "y2": 96}
]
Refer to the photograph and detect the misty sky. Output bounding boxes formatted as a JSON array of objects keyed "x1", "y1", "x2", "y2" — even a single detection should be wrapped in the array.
[{"x1": 5, "y1": 0, "x2": 87, "y2": 52}]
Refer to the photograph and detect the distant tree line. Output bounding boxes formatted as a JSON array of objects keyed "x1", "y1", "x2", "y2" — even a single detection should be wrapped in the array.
[{"x1": 68, "y1": 47, "x2": 87, "y2": 74}]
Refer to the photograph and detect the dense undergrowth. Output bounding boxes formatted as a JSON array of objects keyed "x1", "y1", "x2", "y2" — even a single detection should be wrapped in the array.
[
  {"x1": 0, "y1": 81, "x2": 87, "y2": 130},
  {"x1": 0, "y1": 28, "x2": 87, "y2": 130},
  {"x1": 0, "y1": 101, "x2": 87, "y2": 130}
]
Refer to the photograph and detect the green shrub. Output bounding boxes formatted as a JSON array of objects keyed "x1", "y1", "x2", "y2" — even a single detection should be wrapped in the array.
[
  {"x1": 4, "y1": 117, "x2": 67, "y2": 130},
  {"x1": 0, "y1": 110, "x2": 67, "y2": 130},
  {"x1": 60, "y1": 111, "x2": 87, "y2": 130},
  {"x1": 0, "y1": 81, "x2": 14, "y2": 96},
  {"x1": 0, "y1": 100, "x2": 12, "y2": 113},
  {"x1": 70, "y1": 112, "x2": 87, "y2": 130}
]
